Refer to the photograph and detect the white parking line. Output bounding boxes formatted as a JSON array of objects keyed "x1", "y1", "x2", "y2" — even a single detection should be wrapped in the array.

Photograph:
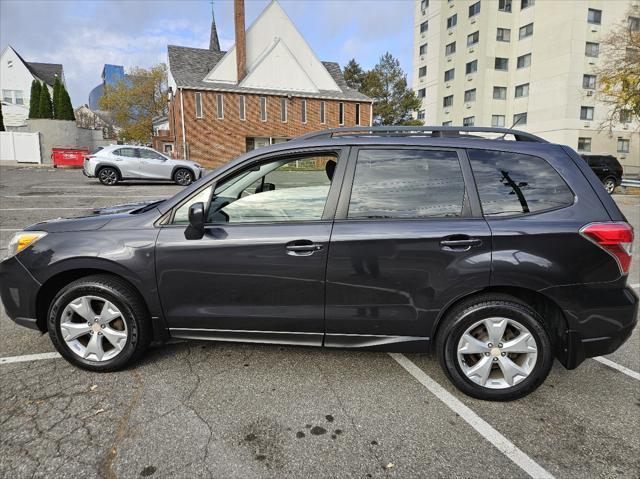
[
  {"x1": 0, "y1": 352, "x2": 61, "y2": 365},
  {"x1": 0, "y1": 207, "x2": 91, "y2": 211},
  {"x1": 389, "y1": 353, "x2": 555, "y2": 479},
  {"x1": 593, "y1": 357, "x2": 640, "y2": 381},
  {"x1": 2, "y1": 195, "x2": 163, "y2": 198}
]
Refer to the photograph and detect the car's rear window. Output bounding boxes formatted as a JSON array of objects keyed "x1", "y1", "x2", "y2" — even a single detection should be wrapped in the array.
[
  {"x1": 468, "y1": 149, "x2": 574, "y2": 217},
  {"x1": 348, "y1": 149, "x2": 466, "y2": 219}
]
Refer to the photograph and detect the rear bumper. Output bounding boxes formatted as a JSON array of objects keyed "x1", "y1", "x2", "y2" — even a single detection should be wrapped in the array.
[
  {"x1": 543, "y1": 283, "x2": 638, "y2": 369},
  {"x1": 0, "y1": 256, "x2": 42, "y2": 331}
]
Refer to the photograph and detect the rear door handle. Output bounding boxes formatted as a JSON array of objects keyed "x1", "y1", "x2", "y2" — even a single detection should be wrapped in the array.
[
  {"x1": 286, "y1": 240, "x2": 323, "y2": 256},
  {"x1": 440, "y1": 238, "x2": 482, "y2": 250}
]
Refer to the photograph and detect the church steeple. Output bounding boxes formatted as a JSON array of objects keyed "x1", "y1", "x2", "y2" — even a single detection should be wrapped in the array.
[{"x1": 209, "y1": 1, "x2": 221, "y2": 52}]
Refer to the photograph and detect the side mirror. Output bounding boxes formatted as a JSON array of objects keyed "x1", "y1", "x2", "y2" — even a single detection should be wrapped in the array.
[
  {"x1": 255, "y1": 182, "x2": 276, "y2": 194},
  {"x1": 184, "y1": 202, "x2": 205, "y2": 240}
]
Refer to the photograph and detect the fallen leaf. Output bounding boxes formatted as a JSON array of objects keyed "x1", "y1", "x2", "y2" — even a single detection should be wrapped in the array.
[
  {"x1": 385, "y1": 463, "x2": 395, "y2": 470},
  {"x1": 95, "y1": 408, "x2": 105, "y2": 415},
  {"x1": 90, "y1": 385, "x2": 98, "y2": 391}
]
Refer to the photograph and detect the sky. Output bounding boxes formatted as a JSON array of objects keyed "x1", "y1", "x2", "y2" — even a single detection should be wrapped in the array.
[{"x1": 0, "y1": 0, "x2": 414, "y2": 107}]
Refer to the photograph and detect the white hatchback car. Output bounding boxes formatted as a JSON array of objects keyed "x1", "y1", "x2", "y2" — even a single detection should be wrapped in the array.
[{"x1": 83, "y1": 145, "x2": 204, "y2": 186}]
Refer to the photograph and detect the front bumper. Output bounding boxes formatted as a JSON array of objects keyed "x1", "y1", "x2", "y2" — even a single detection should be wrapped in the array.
[{"x1": 0, "y1": 256, "x2": 42, "y2": 331}]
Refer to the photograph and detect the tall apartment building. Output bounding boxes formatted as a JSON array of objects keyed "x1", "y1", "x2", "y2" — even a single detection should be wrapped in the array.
[{"x1": 412, "y1": 0, "x2": 640, "y2": 173}]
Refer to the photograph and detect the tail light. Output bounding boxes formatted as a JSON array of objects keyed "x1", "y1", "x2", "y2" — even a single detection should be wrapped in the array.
[{"x1": 580, "y1": 222, "x2": 634, "y2": 274}]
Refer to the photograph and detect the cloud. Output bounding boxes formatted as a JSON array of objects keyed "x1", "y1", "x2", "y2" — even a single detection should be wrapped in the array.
[{"x1": 0, "y1": 0, "x2": 415, "y2": 106}]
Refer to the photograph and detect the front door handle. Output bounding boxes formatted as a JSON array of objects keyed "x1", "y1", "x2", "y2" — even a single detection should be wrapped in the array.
[
  {"x1": 440, "y1": 237, "x2": 482, "y2": 251},
  {"x1": 286, "y1": 240, "x2": 323, "y2": 256}
]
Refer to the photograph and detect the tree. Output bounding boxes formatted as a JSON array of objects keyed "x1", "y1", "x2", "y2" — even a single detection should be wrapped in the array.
[
  {"x1": 52, "y1": 76, "x2": 62, "y2": 119},
  {"x1": 0, "y1": 102, "x2": 5, "y2": 131},
  {"x1": 38, "y1": 82, "x2": 53, "y2": 119},
  {"x1": 99, "y1": 63, "x2": 167, "y2": 143},
  {"x1": 58, "y1": 83, "x2": 75, "y2": 121},
  {"x1": 343, "y1": 59, "x2": 366, "y2": 91},
  {"x1": 360, "y1": 52, "x2": 422, "y2": 125},
  {"x1": 28, "y1": 80, "x2": 41, "y2": 118},
  {"x1": 596, "y1": 11, "x2": 640, "y2": 130}
]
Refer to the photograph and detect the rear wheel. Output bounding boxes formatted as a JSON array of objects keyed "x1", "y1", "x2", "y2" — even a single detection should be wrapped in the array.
[
  {"x1": 174, "y1": 168, "x2": 194, "y2": 186},
  {"x1": 436, "y1": 294, "x2": 553, "y2": 401},
  {"x1": 98, "y1": 167, "x2": 119, "y2": 186},
  {"x1": 603, "y1": 177, "x2": 616, "y2": 194},
  {"x1": 47, "y1": 275, "x2": 152, "y2": 372}
]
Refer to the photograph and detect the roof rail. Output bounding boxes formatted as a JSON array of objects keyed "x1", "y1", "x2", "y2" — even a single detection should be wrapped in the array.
[{"x1": 292, "y1": 126, "x2": 548, "y2": 143}]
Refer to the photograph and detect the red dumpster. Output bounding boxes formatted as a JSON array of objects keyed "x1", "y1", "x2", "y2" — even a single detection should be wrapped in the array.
[{"x1": 52, "y1": 147, "x2": 90, "y2": 167}]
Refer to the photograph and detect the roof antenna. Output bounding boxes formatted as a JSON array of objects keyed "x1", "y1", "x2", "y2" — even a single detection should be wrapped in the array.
[{"x1": 499, "y1": 115, "x2": 523, "y2": 140}]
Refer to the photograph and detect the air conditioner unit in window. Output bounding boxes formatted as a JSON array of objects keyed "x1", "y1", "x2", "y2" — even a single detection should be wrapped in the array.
[
  {"x1": 422, "y1": 33, "x2": 426, "y2": 39},
  {"x1": 447, "y1": 57, "x2": 452, "y2": 62},
  {"x1": 586, "y1": 90, "x2": 594, "y2": 96},
  {"x1": 468, "y1": 47, "x2": 475, "y2": 53},
  {"x1": 448, "y1": 30, "x2": 454, "y2": 36},
  {"x1": 465, "y1": 102, "x2": 472, "y2": 109},
  {"x1": 583, "y1": 122, "x2": 591, "y2": 127},
  {"x1": 466, "y1": 75, "x2": 473, "y2": 81},
  {"x1": 471, "y1": 18, "x2": 476, "y2": 24},
  {"x1": 623, "y1": 124, "x2": 629, "y2": 130},
  {"x1": 444, "y1": 108, "x2": 451, "y2": 114},
  {"x1": 588, "y1": 59, "x2": 596, "y2": 65},
  {"x1": 421, "y1": 9, "x2": 426, "y2": 15},
  {"x1": 445, "y1": 82, "x2": 451, "y2": 88}
]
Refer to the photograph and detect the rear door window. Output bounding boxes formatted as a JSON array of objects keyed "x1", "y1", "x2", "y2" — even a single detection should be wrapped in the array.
[
  {"x1": 468, "y1": 149, "x2": 574, "y2": 216},
  {"x1": 347, "y1": 149, "x2": 466, "y2": 219},
  {"x1": 114, "y1": 148, "x2": 138, "y2": 158}
]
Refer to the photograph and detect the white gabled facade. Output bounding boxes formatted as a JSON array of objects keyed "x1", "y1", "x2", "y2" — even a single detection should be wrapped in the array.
[{"x1": 204, "y1": 1, "x2": 340, "y2": 93}]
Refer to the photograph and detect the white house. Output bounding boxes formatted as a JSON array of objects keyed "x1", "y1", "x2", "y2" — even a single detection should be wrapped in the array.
[{"x1": 1, "y1": 45, "x2": 66, "y2": 127}]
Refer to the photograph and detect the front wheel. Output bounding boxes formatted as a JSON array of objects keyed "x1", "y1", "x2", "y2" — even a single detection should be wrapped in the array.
[
  {"x1": 603, "y1": 177, "x2": 616, "y2": 195},
  {"x1": 436, "y1": 294, "x2": 553, "y2": 401},
  {"x1": 98, "y1": 167, "x2": 119, "y2": 186},
  {"x1": 47, "y1": 275, "x2": 152, "y2": 372},
  {"x1": 174, "y1": 168, "x2": 194, "y2": 186}
]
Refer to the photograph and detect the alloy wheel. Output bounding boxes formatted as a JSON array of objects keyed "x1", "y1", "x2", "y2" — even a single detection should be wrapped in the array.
[
  {"x1": 456, "y1": 317, "x2": 538, "y2": 389},
  {"x1": 175, "y1": 169, "x2": 193, "y2": 186},
  {"x1": 604, "y1": 179, "x2": 615, "y2": 194},
  {"x1": 99, "y1": 169, "x2": 118, "y2": 185},
  {"x1": 59, "y1": 295, "x2": 128, "y2": 362}
]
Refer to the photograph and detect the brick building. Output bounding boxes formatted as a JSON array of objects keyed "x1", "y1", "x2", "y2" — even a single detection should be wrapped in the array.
[{"x1": 164, "y1": 0, "x2": 372, "y2": 168}]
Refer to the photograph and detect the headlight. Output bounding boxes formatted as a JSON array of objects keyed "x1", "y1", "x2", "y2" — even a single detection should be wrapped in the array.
[{"x1": 7, "y1": 231, "x2": 47, "y2": 258}]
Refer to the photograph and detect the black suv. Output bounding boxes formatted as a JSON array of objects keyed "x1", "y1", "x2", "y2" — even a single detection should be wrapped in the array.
[
  {"x1": 581, "y1": 154, "x2": 624, "y2": 194},
  {"x1": 1, "y1": 127, "x2": 637, "y2": 401}
]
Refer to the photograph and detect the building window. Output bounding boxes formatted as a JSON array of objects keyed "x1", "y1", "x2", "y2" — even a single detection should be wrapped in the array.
[
  {"x1": 497, "y1": 28, "x2": 511, "y2": 42},
  {"x1": 467, "y1": 31, "x2": 480, "y2": 47},
  {"x1": 578, "y1": 137, "x2": 591, "y2": 151},
  {"x1": 519, "y1": 22, "x2": 533, "y2": 39},
  {"x1": 463, "y1": 116, "x2": 475, "y2": 126},
  {"x1": 515, "y1": 83, "x2": 529, "y2": 98},
  {"x1": 495, "y1": 57, "x2": 509, "y2": 70},
  {"x1": 194, "y1": 92, "x2": 203, "y2": 118},
  {"x1": 339, "y1": 102, "x2": 344, "y2": 125},
  {"x1": 585, "y1": 42, "x2": 599, "y2": 57},
  {"x1": 320, "y1": 101, "x2": 326, "y2": 123},
  {"x1": 617, "y1": 138, "x2": 630, "y2": 153},
  {"x1": 517, "y1": 53, "x2": 532, "y2": 68},
  {"x1": 2, "y1": 89, "x2": 11, "y2": 103},
  {"x1": 587, "y1": 8, "x2": 602, "y2": 25},
  {"x1": 521, "y1": 0, "x2": 534, "y2": 9},
  {"x1": 493, "y1": 86, "x2": 507, "y2": 99},
  {"x1": 445, "y1": 42, "x2": 456, "y2": 55},
  {"x1": 216, "y1": 94, "x2": 224, "y2": 119},
  {"x1": 2, "y1": 89, "x2": 24, "y2": 104},
  {"x1": 355, "y1": 104, "x2": 361, "y2": 125},
  {"x1": 417, "y1": 88, "x2": 426, "y2": 98},
  {"x1": 421, "y1": 0, "x2": 428, "y2": 10},
  {"x1": 498, "y1": 0, "x2": 512, "y2": 12},
  {"x1": 443, "y1": 95, "x2": 453, "y2": 108},
  {"x1": 419, "y1": 43, "x2": 428, "y2": 55},
  {"x1": 620, "y1": 109, "x2": 632, "y2": 123},
  {"x1": 582, "y1": 74, "x2": 596, "y2": 89},
  {"x1": 492, "y1": 115, "x2": 506, "y2": 127},
  {"x1": 260, "y1": 97, "x2": 267, "y2": 121},
  {"x1": 466, "y1": 60, "x2": 478, "y2": 74},
  {"x1": 447, "y1": 14, "x2": 458, "y2": 29},
  {"x1": 468, "y1": 1, "x2": 481, "y2": 18},
  {"x1": 513, "y1": 112, "x2": 527, "y2": 125},
  {"x1": 629, "y1": 16, "x2": 640, "y2": 32},
  {"x1": 239, "y1": 95, "x2": 246, "y2": 120},
  {"x1": 300, "y1": 99, "x2": 307, "y2": 123},
  {"x1": 14, "y1": 90, "x2": 24, "y2": 105},
  {"x1": 417, "y1": 109, "x2": 426, "y2": 120},
  {"x1": 420, "y1": 21, "x2": 428, "y2": 33},
  {"x1": 280, "y1": 97, "x2": 287, "y2": 122},
  {"x1": 419, "y1": 66, "x2": 427, "y2": 77},
  {"x1": 464, "y1": 88, "x2": 476, "y2": 102},
  {"x1": 442, "y1": 121, "x2": 452, "y2": 126},
  {"x1": 444, "y1": 69, "x2": 455, "y2": 82},
  {"x1": 580, "y1": 106, "x2": 594, "y2": 120}
]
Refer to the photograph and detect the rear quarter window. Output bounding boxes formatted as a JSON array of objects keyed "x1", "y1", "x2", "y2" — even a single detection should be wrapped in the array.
[{"x1": 468, "y1": 149, "x2": 574, "y2": 217}]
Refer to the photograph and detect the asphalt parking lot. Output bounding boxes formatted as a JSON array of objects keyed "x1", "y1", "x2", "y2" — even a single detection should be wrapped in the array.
[{"x1": 1, "y1": 165, "x2": 639, "y2": 479}]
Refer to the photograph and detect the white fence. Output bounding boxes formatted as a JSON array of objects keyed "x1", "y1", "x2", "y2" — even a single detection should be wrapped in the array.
[{"x1": 0, "y1": 131, "x2": 41, "y2": 163}]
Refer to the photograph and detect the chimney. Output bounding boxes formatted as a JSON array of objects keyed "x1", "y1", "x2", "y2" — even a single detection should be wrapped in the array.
[{"x1": 234, "y1": 0, "x2": 247, "y2": 83}]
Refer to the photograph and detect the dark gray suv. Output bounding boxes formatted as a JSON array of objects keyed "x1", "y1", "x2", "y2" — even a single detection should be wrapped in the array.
[{"x1": 1, "y1": 127, "x2": 637, "y2": 401}]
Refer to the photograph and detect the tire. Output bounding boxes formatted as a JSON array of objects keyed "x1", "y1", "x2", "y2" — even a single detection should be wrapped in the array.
[
  {"x1": 174, "y1": 168, "x2": 194, "y2": 186},
  {"x1": 98, "y1": 167, "x2": 119, "y2": 186},
  {"x1": 436, "y1": 294, "x2": 553, "y2": 401},
  {"x1": 47, "y1": 274, "x2": 152, "y2": 372},
  {"x1": 602, "y1": 177, "x2": 616, "y2": 195}
]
